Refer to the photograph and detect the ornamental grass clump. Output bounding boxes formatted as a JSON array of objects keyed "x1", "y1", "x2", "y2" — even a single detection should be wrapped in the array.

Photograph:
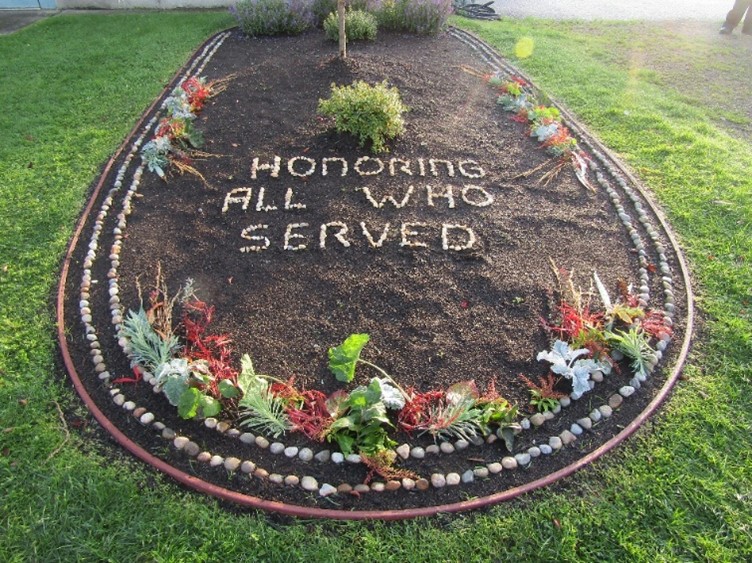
[
  {"x1": 402, "y1": 0, "x2": 452, "y2": 35},
  {"x1": 231, "y1": 0, "x2": 312, "y2": 37},
  {"x1": 323, "y1": 9, "x2": 378, "y2": 42},
  {"x1": 318, "y1": 80, "x2": 407, "y2": 153}
]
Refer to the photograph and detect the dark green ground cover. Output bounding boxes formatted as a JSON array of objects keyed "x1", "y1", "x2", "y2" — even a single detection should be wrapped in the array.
[{"x1": 0, "y1": 12, "x2": 750, "y2": 561}]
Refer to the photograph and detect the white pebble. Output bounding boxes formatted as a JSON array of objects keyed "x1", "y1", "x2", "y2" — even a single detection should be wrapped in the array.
[
  {"x1": 515, "y1": 453, "x2": 531, "y2": 466},
  {"x1": 473, "y1": 467, "x2": 489, "y2": 478},
  {"x1": 549, "y1": 436, "x2": 563, "y2": 450},
  {"x1": 396, "y1": 443, "x2": 410, "y2": 460},
  {"x1": 619, "y1": 385, "x2": 636, "y2": 397},
  {"x1": 346, "y1": 454, "x2": 361, "y2": 464},
  {"x1": 570, "y1": 423, "x2": 583, "y2": 436},
  {"x1": 431, "y1": 473, "x2": 446, "y2": 488},
  {"x1": 209, "y1": 455, "x2": 224, "y2": 467},
  {"x1": 331, "y1": 452, "x2": 344, "y2": 464},
  {"x1": 445, "y1": 473, "x2": 461, "y2": 486},
  {"x1": 224, "y1": 457, "x2": 241, "y2": 471},
  {"x1": 314, "y1": 450, "x2": 331, "y2": 463},
  {"x1": 269, "y1": 442, "x2": 284, "y2": 455},
  {"x1": 239, "y1": 432, "x2": 255, "y2": 444},
  {"x1": 461, "y1": 470, "x2": 475, "y2": 483},
  {"x1": 527, "y1": 446, "x2": 541, "y2": 458},
  {"x1": 440, "y1": 442, "x2": 455, "y2": 454},
  {"x1": 298, "y1": 448, "x2": 313, "y2": 462},
  {"x1": 539, "y1": 444, "x2": 553, "y2": 455},
  {"x1": 410, "y1": 447, "x2": 425, "y2": 459},
  {"x1": 139, "y1": 412, "x2": 154, "y2": 425},
  {"x1": 173, "y1": 436, "x2": 189, "y2": 450},
  {"x1": 301, "y1": 476, "x2": 318, "y2": 491},
  {"x1": 319, "y1": 483, "x2": 337, "y2": 497},
  {"x1": 501, "y1": 456, "x2": 518, "y2": 470},
  {"x1": 284, "y1": 446, "x2": 299, "y2": 458},
  {"x1": 487, "y1": 462, "x2": 503, "y2": 474}
]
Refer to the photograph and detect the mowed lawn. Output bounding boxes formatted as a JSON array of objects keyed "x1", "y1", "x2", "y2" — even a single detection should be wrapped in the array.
[{"x1": 0, "y1": 11, "x2": 750, "y2": 561}]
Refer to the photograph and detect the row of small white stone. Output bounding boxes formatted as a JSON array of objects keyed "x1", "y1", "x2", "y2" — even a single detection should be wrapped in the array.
[
  {"x1": 78, "y1": 31, "x2": 232, "y2": 386},
  {"x1": 83, "y1": 31, "x2": 674, "y2": 497}
]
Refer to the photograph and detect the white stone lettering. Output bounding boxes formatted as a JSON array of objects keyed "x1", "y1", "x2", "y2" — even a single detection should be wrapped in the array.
[
  {"x1": 441, "y1": 224, "x2": 476, "y2": 251},
  {"x1": 429, "y1": 159, "x2": 455, "y2": 177},
  {"x1": 251, "y1": 156, "x2": 281, "y2": 179},
  {"x1": 288, "y1": 156, "x2": 316, "y2": 177},
  {"x1": 426, "y1": 185, "x2": 456, "y2": 208},
  {"x1": 389, "y1": 158, "x2": 412, "y2": 176},
  {"x1": 222, "y1": 187, "x2": 253, "y2": 213},
  {"x1": 400, "y1": 222, "x2": 429, "y2": 248},
  {"x1": 284, "y1": 187, "x2": 306, "y2": 210},
  {"x1": 322, "y1": 157, "x2": 348, "y2": 177},
  {"x1": 240, "y1": 224, "x2": 270, "y2": 252},
  {"x1": 320, "y1": 222, "x2": 351, "y2": 249},
  {"x1": 358, "y1": 185, "x2": 414, "y2": 209},
  {"x1": 458, "y1": 160, "x2": 485, "y2": 179},
  {"x1": 461, "y1": 184, "x2": 494, "y2": 207},
  {"x1": 360, "y1": 222, "x2": 391, "y2": 248},
  {"x1": 284, "y1": 223, "x2": 309, "y2": 251},
  {"x1": 354, "y1": 156, "x2": 385, "y2": 176},
  {"x1": 255, "y1": 187, "x2": 278, "y2": 212}
]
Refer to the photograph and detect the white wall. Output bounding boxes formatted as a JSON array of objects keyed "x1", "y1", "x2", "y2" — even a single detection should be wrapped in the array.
[{"x1": 58, "y1": 0, "x2": 232, "y2": 8}]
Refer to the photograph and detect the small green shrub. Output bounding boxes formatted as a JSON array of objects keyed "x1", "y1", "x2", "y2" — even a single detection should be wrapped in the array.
[
  {"x1": 323, "y1": 10, "x2": 378, "y2": 42},
  {"x1": 231, "y1": 0, "x2": 313, "y2": 37},
  {"x1": 374, "y1": 0, "x2": 409, "y2": 30},
  {"x1": 318, "y1": 80, "x2": 407, "y2": 153},
  {"x1": 311, "y1": 0, "x2": 337, "y2": 25}
]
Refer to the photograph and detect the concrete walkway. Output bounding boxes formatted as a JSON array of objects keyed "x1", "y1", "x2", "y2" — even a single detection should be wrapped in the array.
[
  {"x1": 0, "y1": 0, "x2": 732, "y2": 36},
  {"x1": 492, "y1": 0, "x2": 729, "y2": 21},
  {"x1": 0, "y1": 9, "x2": 56, "y2": 35}
]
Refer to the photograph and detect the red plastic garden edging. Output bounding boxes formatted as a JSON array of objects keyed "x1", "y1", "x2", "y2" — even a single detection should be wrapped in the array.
[{"x1": 56, "y1": 28, "x2": 695, "y2": 520}]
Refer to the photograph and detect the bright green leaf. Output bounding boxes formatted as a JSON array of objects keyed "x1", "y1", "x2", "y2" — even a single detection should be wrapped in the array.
[
  {"x1": 328, "y1": 333, "x2": 370, "y2": 383},
  {"x1": 219, "y1": 379, "x2": 239, "y2": 399},
  {"x1": 178, "y1": 387, "x2": 201, "y2": 419}
]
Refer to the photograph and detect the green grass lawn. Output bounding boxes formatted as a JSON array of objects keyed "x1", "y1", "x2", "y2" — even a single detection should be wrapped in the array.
[{"x1": 1, "y1": 12, "x2": 751, "y2": 561}]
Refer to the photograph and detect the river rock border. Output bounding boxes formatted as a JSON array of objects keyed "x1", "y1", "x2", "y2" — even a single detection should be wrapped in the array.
[{"x1": 57, "y1": 27, "x2": 693, "y2": 519}]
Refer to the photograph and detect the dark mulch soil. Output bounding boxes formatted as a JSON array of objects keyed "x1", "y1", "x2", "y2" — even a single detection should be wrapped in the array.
[{"x1": 61, "y1": 28, "x2": 688, "y2": 513}]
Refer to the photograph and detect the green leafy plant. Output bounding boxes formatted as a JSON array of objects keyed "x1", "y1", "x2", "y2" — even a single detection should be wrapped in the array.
[
  {"x1": 318, "y1": 80, "x2": 407, "y2": 153},
  {"x1": 156, "y1": 358, "x2": 239, "y2": 420},
  {"x1": 121, "y1": 308, "x2": 180, "y2": 372},
  {"x1": 518, "y1": 373, "x2": 567, "y2": 413},
  {"x1": 323, "y1": 9, "x2": 378, "y2": 42},
  {"x1": 236, "y1": 354, "x2": 292, "y2": 437},
  {"x1": 399, "y1": 382, "x2": 485, "y2": 442},
  {"x1": 323, "y1": 378, "x2": 397, "y2": 456},
  {"x1": 607, "y1": 328, "x2": 656, "y2": 379}
]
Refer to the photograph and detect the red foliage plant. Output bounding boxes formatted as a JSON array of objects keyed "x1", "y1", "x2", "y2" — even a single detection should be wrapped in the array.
[
  {"x1": 544, "y1": 301, "x2": 604, "y2": 343},
  {"x1": 397, "y1": 389, "x2": 446, "y2": 436},
  {"x1": 285, "y1": 389, "x2": 335, "y2": 441},
  {"x1": 182, "y1": 76, "x2": 211, "y2": 112},
  {"x1": 181, "y1": 298, "x2": 238, "y2": 397}
]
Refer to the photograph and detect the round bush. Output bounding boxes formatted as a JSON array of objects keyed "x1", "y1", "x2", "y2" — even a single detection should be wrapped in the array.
[
  {"x1": 318, "y1": 80, "x2": 407, "y2": 153},
  {"x1": 323, "y1": 10, "x2": 378, "y2": 42}
]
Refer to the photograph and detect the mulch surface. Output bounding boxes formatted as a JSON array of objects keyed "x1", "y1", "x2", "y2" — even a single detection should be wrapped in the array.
[{"x1": 61, "y1": 28, "x2": 688, "y2": 514}]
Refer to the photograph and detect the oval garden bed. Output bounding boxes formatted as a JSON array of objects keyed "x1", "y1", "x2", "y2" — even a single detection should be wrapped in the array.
[{"x1": 57, "y1": 26, "x2": 692, "y2": 519}]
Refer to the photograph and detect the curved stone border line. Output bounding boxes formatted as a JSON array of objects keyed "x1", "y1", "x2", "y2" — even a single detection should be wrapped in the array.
[{"x1": 57, "y1": 27, "x2": 694, "y2": 520}]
